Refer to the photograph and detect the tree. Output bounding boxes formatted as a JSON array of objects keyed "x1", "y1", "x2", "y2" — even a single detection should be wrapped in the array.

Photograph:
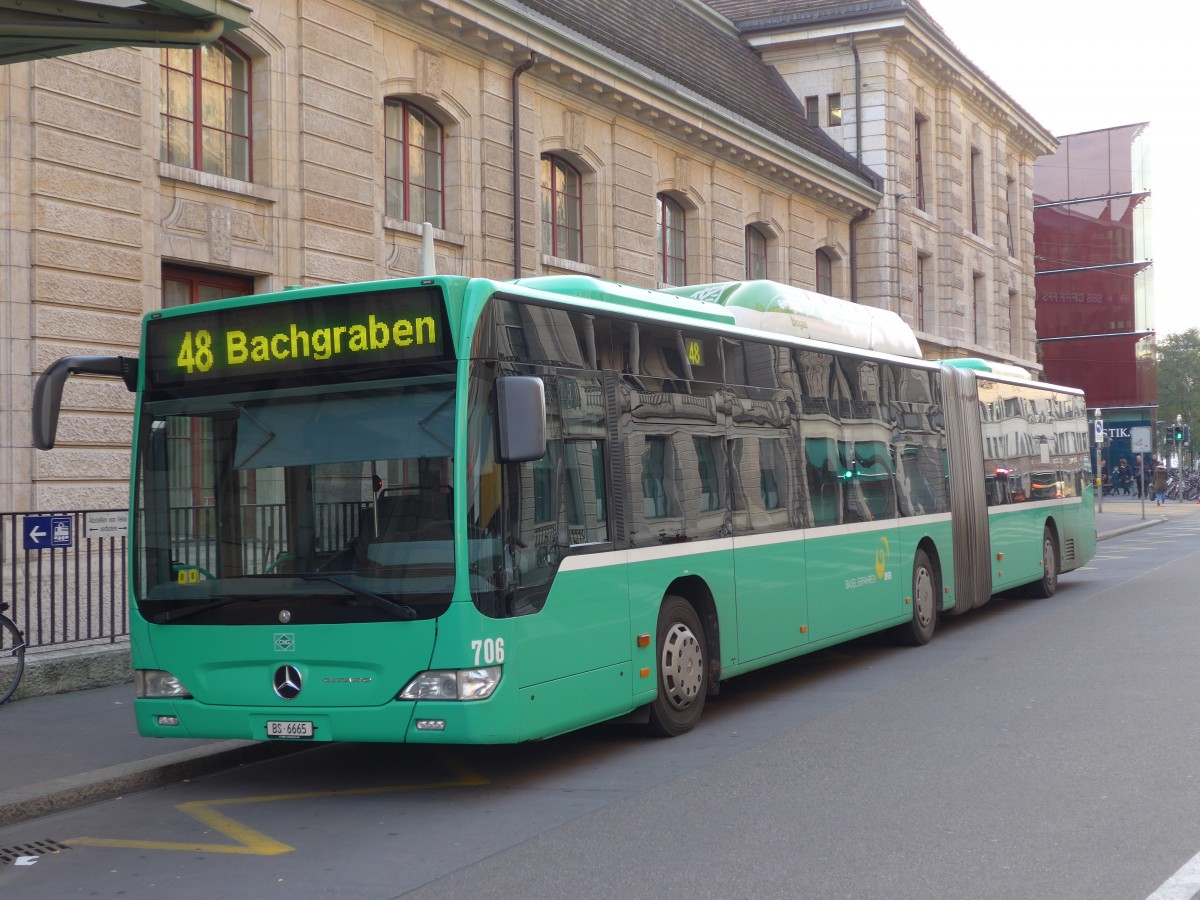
[{"x1": 1157, "y1": 329, "x2": 1200, "y2": 464}]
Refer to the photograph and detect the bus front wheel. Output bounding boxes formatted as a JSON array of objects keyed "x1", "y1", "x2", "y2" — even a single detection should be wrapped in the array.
[{"x1": 647, "y1": 595, "x2": 707, "y2": 737}]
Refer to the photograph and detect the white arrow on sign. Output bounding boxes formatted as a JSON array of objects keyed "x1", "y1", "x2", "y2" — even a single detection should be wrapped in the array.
[{"x1": 28, "y1": 526, "x2": 46, "y2": 544}]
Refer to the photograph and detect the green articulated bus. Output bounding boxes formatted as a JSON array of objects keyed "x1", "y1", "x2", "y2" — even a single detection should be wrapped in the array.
[{"x1": 32, "y1": 275, "x2": 1096, "y2": 743}]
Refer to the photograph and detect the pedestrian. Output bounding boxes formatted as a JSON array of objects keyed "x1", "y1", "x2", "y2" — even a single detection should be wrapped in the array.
[
  {"x1": 1134, "y1": 457, "x2": 1145, "y2": 498},
  {"x1": 1117, "y1": 458, "x2": 1132, "y2": 495},
  {"x1": 1153, "y1": 463, "x2": 1168, "y2": 506}
]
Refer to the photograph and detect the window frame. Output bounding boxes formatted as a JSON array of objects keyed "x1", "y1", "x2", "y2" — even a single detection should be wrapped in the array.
[
  {"x1": 162, "y1": 265, "x2": 254, "y2": 309},
  {"x1": 827, "y1": 93, "x2": 842, "y2": 127},
  {"x1": 745, "y1": 225, "x2": 768, "y2": 280},
  {"x1": 384, "y1": 98, "x2": 446, "y2": 229},
  {"x1": 969, "y1": 147, "x2": 982, "y2": 236},
  {"x1": 816, "y1": 248, "x2": 834, "y2": 296},
  {"x1": 541, "y1": 154, "x2": 584, "y2": 262},
  {"x1": 657, "y1": 194, "x2": 687, "y2": 287},
  {"x1": 160, "y1": 40, "x2": 252, "y2": 181},
  {"x1": 1005, "y1": 174, "x2": 1017, "y2": 257},
  {"x1": 914, "y1": 114, "x2": 928, "y2": 212}
]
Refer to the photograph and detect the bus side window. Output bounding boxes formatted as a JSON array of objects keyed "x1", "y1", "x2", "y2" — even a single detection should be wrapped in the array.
[
  {"x1": 564, "y1": 439, "x2": 608, "y2": 545},
  {"x1": 805, "y1": 437, "x2": 841, "y2": 527}
]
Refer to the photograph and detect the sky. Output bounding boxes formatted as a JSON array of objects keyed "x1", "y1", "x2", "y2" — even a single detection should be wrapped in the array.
[{"x1": 918, "y1": 0, "x2": 1198, "y2": 337}]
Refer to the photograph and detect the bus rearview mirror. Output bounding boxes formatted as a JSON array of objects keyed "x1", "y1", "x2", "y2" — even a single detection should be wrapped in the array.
[{"x1": 496, "y1": 375, "x2": 546, "y2": 462}]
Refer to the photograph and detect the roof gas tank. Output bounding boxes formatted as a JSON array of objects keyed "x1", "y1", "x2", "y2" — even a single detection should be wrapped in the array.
[{"x1": 661, "y1": 281, "x2": 922, "y2": 358}]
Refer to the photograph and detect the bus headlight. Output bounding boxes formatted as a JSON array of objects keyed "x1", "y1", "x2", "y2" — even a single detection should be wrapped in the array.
[
  {"x1": 398, "y1": 666, "x2": 501, "y2": 701},
  {"x1": 135, "y1": 669, "x2": 193, "y2": 699}
]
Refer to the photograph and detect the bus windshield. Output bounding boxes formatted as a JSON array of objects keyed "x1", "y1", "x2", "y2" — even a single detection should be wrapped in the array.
[{"x1": 133, "y1": 380, "x2": 460, "y2": 625}]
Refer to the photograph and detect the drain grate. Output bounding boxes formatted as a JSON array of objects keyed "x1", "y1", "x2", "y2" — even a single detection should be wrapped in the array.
[{"x1": 0, "y1": 839, "x2": 69, "y2": 865}]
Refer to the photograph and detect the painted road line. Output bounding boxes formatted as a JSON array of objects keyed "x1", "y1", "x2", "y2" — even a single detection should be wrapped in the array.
[
  {"x1": 68, "y1": 751, "x2": 487, "y2": 856},
  {"x1": 1147, "y1": 849, "x2": 1200, "y2": 900}
]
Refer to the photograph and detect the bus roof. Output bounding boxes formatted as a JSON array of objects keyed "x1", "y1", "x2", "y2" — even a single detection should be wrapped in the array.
[
  {"x1": 661, "y1": 281, "x2": 923, "y2": 359},
  {"x1": 942, "y1": 358, "x2": 1034, "y2": 381},
  {"x1": 515, "y1": 277, "x2": 922, "y2": 359},
  {"x1": 510, "y1": 275, "x2": 736, "y2": 325}
]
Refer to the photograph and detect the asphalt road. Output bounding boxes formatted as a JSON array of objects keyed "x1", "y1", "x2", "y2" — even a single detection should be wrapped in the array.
[{"x1": 4, "y1": 517, "x2": 1200, "y2": 899}]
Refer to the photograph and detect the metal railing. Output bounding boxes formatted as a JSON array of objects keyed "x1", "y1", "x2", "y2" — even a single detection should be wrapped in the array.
[{"x1": 1, "y1": 510, "x2": 128, "y2": 653}]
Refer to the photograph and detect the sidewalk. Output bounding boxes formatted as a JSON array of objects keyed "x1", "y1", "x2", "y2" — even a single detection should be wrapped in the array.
[
  {"x1": 3, "y1": 496, "x2": 1198, "y2": 830},
  {"x1": 1094, "y1": 491, "x2": 1199, "y2": 539}
]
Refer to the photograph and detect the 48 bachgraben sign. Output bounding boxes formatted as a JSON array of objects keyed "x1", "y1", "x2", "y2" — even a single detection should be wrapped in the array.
[{"x1": 142, "y1": 285, "x2": 452, "y2": 395}]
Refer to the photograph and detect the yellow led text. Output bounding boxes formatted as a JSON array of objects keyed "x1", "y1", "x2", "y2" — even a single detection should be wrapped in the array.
[{"x1": 174, "y1": 314, "x2": 437, "y2": 374}]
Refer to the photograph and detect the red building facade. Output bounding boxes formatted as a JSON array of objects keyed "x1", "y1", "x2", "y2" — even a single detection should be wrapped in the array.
[{"x1": 1033, "y1": 124, "x2": 1154, "y2": 472}]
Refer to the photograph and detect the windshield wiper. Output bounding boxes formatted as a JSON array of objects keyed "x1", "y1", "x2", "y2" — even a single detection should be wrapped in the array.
[{"x1": 300, "y1": 574, "x2": 418, "y2": 620}]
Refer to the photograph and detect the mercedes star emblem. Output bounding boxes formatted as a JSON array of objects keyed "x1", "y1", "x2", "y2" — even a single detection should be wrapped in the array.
[{"x1": 273, "y1": 665, "x2": 302, "y2": 700}]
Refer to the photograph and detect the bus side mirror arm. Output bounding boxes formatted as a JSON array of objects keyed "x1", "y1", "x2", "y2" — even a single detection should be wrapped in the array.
[
  {"x1": 33, "y1": 355, "x2": 139, "y2": 450},
  {"x1": 496, "y1": 375, "x2": 546, "y2": 463}
]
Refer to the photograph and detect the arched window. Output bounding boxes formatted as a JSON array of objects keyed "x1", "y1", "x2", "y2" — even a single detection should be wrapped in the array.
[
  {"x1": 384, "y1": 100, "x2": 444, "y2": 228},
  {"x1": 160, "y1": 41, "x2": 251, "y2": 180},
  {"x1": 657, "y1": 194, "x2": 686, "y2": 286},
  {"x1": 816, "y1": 248, "x2": 834, "y2": 295},
  {"x1": 541, "y1": 154, "x2": 582, "y2": 261},
  {"x1": 746, "y1": 225, "x2": 768, "y2": 280}
]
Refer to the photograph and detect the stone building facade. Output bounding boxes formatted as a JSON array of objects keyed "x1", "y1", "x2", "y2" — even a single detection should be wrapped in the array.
[
  {"x1": 0, "y1": 0, "x2": 1050, "y2": 512},
  {"x1": 711, "y1": 0, "x2": 1056, "y2": 366}
]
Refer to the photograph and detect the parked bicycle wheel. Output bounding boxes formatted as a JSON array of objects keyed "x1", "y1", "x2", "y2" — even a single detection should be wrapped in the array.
[{"x1": 0, "y1": 604, "x2": 26, "y2": 705}]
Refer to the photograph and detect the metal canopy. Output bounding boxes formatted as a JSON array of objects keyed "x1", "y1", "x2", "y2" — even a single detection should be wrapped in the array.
[{"x1": 0, "y1": 0, "x2": 252, "y2": 64}]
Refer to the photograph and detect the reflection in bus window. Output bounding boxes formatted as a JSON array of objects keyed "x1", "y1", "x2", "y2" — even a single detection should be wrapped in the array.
[
  {"x1": 853, "y1": 441, "x2": 897, "y2": 520},
  {"x1": 564, "y1": 439, "x2": 608, "y2": 544},
  {"x1": 760, "y1": 438, "x2": 784, "y2": 510},
  {"x1": 694, "y1": 437, "x2": 724, "y2": 512},
  {"x1": 806, "y1": 437, "x2": 841, "y2": 527},
  {"x1": 642, "y1": 436, "x2": 671, "y2": 518}
]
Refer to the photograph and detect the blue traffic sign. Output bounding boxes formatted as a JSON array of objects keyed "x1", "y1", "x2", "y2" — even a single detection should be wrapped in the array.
[{"x1": 23, "y1": 515, "x2": 72, "y2": 550}]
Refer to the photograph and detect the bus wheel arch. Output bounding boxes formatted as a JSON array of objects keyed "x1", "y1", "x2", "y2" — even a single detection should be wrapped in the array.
[
  {"x1": 666, "y1": 575, "x2": 720, "y2": 692},
  {"x1": 646, "y1": 580, "x2": 717, "y2": 737}
]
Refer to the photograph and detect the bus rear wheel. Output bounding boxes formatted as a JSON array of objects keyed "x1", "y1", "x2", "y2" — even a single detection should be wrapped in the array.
[
  {"x1": 892, "y1": 548, "x2": 938, "y2": 646},
  {"x1": 647, "y1": 595, "x2": 707, "y2": 737},
  {"x1": 1028, "y1": 527, "x2": 1059, "y2": 599}
]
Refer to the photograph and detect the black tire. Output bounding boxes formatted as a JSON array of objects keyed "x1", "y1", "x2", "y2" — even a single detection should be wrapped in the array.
[
  {"x1": 1027, "y1": 527, "x2": 1059, "y2": 599},
  {"x1": 893, "y1": 548, "x2": 938, "y2": 646},
  {"x1": 0, "y1": 612, "x2": 26, "y2": 705},
  {"x1": 646, "y1": 595, "x2": 707, "y2": 737}
]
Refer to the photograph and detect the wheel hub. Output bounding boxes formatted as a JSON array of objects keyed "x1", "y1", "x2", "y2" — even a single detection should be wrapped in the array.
[
  {"x1": 661, "y1": 622, "x2": 703, "y2": 709},
  {"x1": 914, "y1": 566, "x2": 934, "y2": 627}
]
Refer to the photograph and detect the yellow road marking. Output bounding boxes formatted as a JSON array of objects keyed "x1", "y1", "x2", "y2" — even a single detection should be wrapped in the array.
[{"x1": 68, "y1": 752, "x2": 487, "y2": 856}]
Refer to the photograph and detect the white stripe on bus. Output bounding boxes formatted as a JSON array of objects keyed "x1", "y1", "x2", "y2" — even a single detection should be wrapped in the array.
[{"x1": 557, "y1": 512, "x2": 954, "y2": 572}]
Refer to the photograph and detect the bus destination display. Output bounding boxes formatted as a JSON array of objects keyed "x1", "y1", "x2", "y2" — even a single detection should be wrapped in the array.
[{"x1": 144, "y1": 287, "x2": 451, "y2": 392}]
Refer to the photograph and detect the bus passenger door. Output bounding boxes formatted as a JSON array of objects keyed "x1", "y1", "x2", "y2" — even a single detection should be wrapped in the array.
[
  {"x1": 730, "y1": 434, "x2": 810, "y2": 662},
  {"x1": 805, "y1": 436, "x2": 902, "y2": 641}
]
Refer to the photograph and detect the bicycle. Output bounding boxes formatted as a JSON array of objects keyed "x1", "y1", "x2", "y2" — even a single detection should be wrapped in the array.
[{"x1": 0, "y1": 601, "x2": 27, "y2": 704}]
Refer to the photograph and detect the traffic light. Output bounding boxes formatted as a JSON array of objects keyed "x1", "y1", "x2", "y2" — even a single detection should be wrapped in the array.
[{"x1": 1174, "y1": 424, "x2": 1185, "y2": 442}]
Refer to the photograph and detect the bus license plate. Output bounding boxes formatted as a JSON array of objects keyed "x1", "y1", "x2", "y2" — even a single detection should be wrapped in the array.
[{"x1": 266, "y1": 720, "x2": 314, "y2": 739}]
